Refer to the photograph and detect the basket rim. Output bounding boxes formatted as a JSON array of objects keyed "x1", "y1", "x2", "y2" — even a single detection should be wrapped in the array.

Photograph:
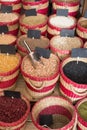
[
  {"x1": 0, "y1": 0, "x2": 21, "y2": 4},
  {"x1": 31, "y1": 95, "x2": 76, "y2": 130},
  {"x1": 22, "y1": 0, "x2": 48, "y2": 5}
]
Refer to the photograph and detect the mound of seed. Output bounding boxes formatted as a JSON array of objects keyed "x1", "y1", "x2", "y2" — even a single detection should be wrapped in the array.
[
  {"x1": 63, "y1": 61, "x2": 87, "y2": 84},
  {"x1": 0, "y1": 96, "x2": 27, "y2": 123}
]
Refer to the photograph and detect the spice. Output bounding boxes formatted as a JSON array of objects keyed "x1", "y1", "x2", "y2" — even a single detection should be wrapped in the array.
[
  {"x1": 63, "y1": 61, "x2": 87, "y2": 84},
  {"x1": 0, "y1": 53, "x2": 20, "y2": 73},
  {"x1": 22, "y1": 15, "x2": 47, "y2": 26},
  {"x1": 78, "y1": 101, "x2": 87, "y2": 121},
  {"x1": 0, "y1": 96, "x2": 27, "y2": 123},
  {"x1": 0, "y1": 13, "x2": 18, "y2": 23},
  {"x1": 22, "y1": 53, "x2": 59, "y2": 77},
  {"x1": 19, "y1": 36, "x2": 49, "y2": 51},
  {"x1": 50, "y1": 16, "x2": 75, "y2": 28},
  {"x1": 79, "y1": 20, "x2": 87, "y2": 28},
  {"x1": 0, "y1": 34, "x2": 16, "y2": 44},
  {"x1": 50, "y1": 36, "x2": 82, "y2": 50}
]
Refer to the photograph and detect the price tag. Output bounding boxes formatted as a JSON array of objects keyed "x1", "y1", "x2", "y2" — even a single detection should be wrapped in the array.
[
  {"x1": 39, "y1": 114, "x2": 53, "y2": 127},
  {"x1": 25, "y1": 9, "x2": 37, "y2": 16},
  {"x1": 1, "y1": 5, "x2": 12, "y2": 13},
  {"x1": 56, "y1": 9, "x2": 68, "y2": 16},
  {"x1": 84, "y1": 10, "x2": 87, "y2": 18},
  {"x1": 0, "y1": 26, "x2": 8, "y2": 34},
  {"x1": 27, "y1": 29, "x2": 41, "y2": 39},
  {"x1": 60, "y1": 29, "x2": 75, "y2": 37},
  {"x1": 71, "y1": 48, "x2": 87, "y2": 58},
  {"x1": 0, "y1": 45, "x2": 16, "y2": 54},
  {"x1": 4, "y1": 90, "x2": 21, "y2": 98},
  {"x1": 33, "y1": 47, "x2": 51, "y2": 60}
]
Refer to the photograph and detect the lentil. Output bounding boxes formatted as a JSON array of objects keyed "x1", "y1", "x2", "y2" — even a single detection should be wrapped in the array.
[
  {"x1": 63, "y1": 61, "x2": 87, "y2": 84},
  {"x1": 0, "y1": 54, "x2": 19, "y2": 73}
]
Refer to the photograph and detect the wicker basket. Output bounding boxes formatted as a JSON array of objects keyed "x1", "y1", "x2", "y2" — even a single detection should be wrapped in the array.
[
  {"x1": 31, "y1": 96, "x2": 77, "y2": 130},
  {"x1": 83, "y1": 41, "x2": 87, "y2": 48},
  {"x1": 0, "y1": 0, "x2": 22, "y2": 13},
  {"x1": 50, "y1": 36, "x2": 83, "y2": 60},
  {"x1": 0, "y1": 91, "x2": 30, "y2": 130},
  {"x1": 0, "y1": 13, "x2": 19, "y2": 36},
  {"x1": 47, "y1": 14, "x2": 76, "y2": 39},
  {"x1": 16, "y1": 35, "x2": 50, "y2": 57},
  {"x1": 60, "y1": 57, "x2": 87, "y2": 103},
  {"x1": 76, "y1": 17, "x2": 87, "y2": 41},
  {"x1": 0, "y1": 53, "x2": 21, "y2": 91},
  {"x1": 22, "y1": 0, "x2": 49, "y2": 15},
  {"x1": 52, "y1": 0, "x2": 80, "y2": 16},
  {"x1": 19, "y1": 14, "x2": 48, "y2": 36},
  {"x1": 21, "y1": 54, "x2": 60, "y2": 99},
  {"x1": 75, "y1": 97, "x2": 87, "y2": 130}
]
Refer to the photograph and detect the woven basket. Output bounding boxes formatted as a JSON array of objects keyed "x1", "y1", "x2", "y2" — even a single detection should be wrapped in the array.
[
  {"x1": 52, "y1": 0, "x2": 80, "y2": 16},
  {"x1": 31, "y1": 96, "x2": 77, "y2": 130},
  {"x1": 60, "y1": 57, "x2": 87, "y2": 103},
  {"x1": 47, "y1": 14, "x2": 76, "y2": 39},
  {"x1": 0, "y1": 0, "x2": 22, "y2": 13},
  {"x1": 22, "y1": 0, "x2": 49, "y2": 15},
  {"x1": 17, "y1": 35, "x2": 50, "y2": 57},
  {"x1": 76, "y1": 17, "x2": 87, "y2": 41},
  {"x1": 0, "y1": 13, "x2": 19, "y2": 36},
  {"x1": 75, "y1": 97, "x2": 87, "y2": 130},
  {"x1": 83, "y1": 41, "x2": 87, "y2": 48},
  {"x1": 0, "y1": 91, "x2": 30, "y2": 130},
  {"x1": 21, "y1": 54, "x2": 60, "y2": 99},
  {"x1": 0, "y1": 53, "x2": 21, "y2": 91},
  {"x1": 50, "y1": 36, "x2": 83, "y2": 60},
  {"x1": 19, "y1": 14, "x2": 48, "y2": 36}
]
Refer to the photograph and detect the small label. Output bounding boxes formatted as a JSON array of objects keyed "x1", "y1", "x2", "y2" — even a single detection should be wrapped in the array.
[
  {"x1": 25, "y1": 9, "x2": 37, "y2": 16},
  {"x1": 0, "y1": 26, "x2": 8, "y2": 34},
  {"x1": 84, "y1": 10, "x2": 87, "y2": 18},
  {"x1": 60, "y1": 29, "x2": 75, "y2": 37},
  {"x1": 39, "y1": 114, "x2": 53, "y2": 127},
  {"x1": 56, "y1": 9, "x2": 68, "y2": 16},
  {"x1": 1, "y1": 5, "x2": 12, "y2": 13},
  {"x1": 71, "y1": 48, "x2": 87, "y2": 58},
  {"x1": 27, "y1": 29, "x2": 41, "y2": 39},
  {"x1": 34, "y1": 47, "x2": 51, "y2": 60},
  {"x1": 4, "y1": 90, "x2": 21, "y2": 98},
  {"x1": 0, "y1": 45, "x2": 16, "y2": 54}
]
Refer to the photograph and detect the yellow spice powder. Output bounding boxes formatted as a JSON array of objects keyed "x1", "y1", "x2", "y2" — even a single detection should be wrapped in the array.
[{"x1": 0, "y1": 54, "x2": 19, "y2": 73}]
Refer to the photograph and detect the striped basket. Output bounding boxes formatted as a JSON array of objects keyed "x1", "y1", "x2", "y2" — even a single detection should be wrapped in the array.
[
  {"x1": 0, "y1": 0, "x2": 22, "y2": 13},
  {"x1": 21, "y1": 54, "x2": 60, "y2": 99},
  {"x1": 52, "y1": 0, "x2": 80, "y2": 16},
  {"x1": 0, "y1": 91, "x2": 30, "y2": 130},
  {"x1": 60, "y1": 57, "x2": 87, "y2": 103},
  {"x1": 19, "y1": 14, "x2": 48, "y2": 36},
  {"x1": 75, "y1": 97, "x2": 87, "y2": 130},
  {"x1": 22, "y1": 0, "x2": 49, "y2": 15},
  {"x1": 31, "y1": 96, "x2": 77, "y2": 130},
  {"x1": 0, "y1": 53, "x2": 21, "y2": 91}
]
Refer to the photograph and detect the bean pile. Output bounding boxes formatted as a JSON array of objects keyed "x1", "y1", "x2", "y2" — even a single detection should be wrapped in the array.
[
  {"x1": 0, "y1": 96, "x2": 27, "y2": 123},
  {"x1": 63, "y1": 61, "x2": 87, "y2": 84}
]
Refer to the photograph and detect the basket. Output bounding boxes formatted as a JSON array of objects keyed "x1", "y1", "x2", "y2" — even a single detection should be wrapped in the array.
[
  {"x1": 52, "y1": 0, "x2": 80, "y2": 16},
  {"x1": 0, "y1": 91, "x2": 30, "y2": 130},
  {"x1": 0, "y1": 53, "x2": 21, "y2": 91},
  {"x1": 16, "y1": 34, "x2": 50, "y2": 57},
  {"x1": 0, "y1": 34, "x2": 17, "y2": 46},
  {"x1": 50, "y1": 36, "x2": 83, "y2": 60},
  {"x1": 19, "y1": 14, "x2": 48, "y2": 36},
  {"x1": 31, "y1": 96, "x2": 77, "y2": 130},
  {"x1": 0, "y1": 13, "x2": 19, "y2": 36},
  {"x1": 47, "y1": 14, "x2": 76, "y2": 39},
  {"x1": 21, "y1": 54, "x2": 60, "y2": 99},
  {"x1": 83, "y1": 41, "x2": 87, "y2": 48},
  {"x1": 76, "y1": 17, "x2": 87, "y2": 42},
  {"x1": 60, "y1": 57, "x2": 87, "y2": 103},
  {"x1": 22, "y1": 0, "x2": 49, "y2": 15},
  {"x1": 0, "y1": 0, "x2": 22, "y2": 13},
  {"x1": 75, "y1": 97, "x2": 87, "y2": 130}
]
